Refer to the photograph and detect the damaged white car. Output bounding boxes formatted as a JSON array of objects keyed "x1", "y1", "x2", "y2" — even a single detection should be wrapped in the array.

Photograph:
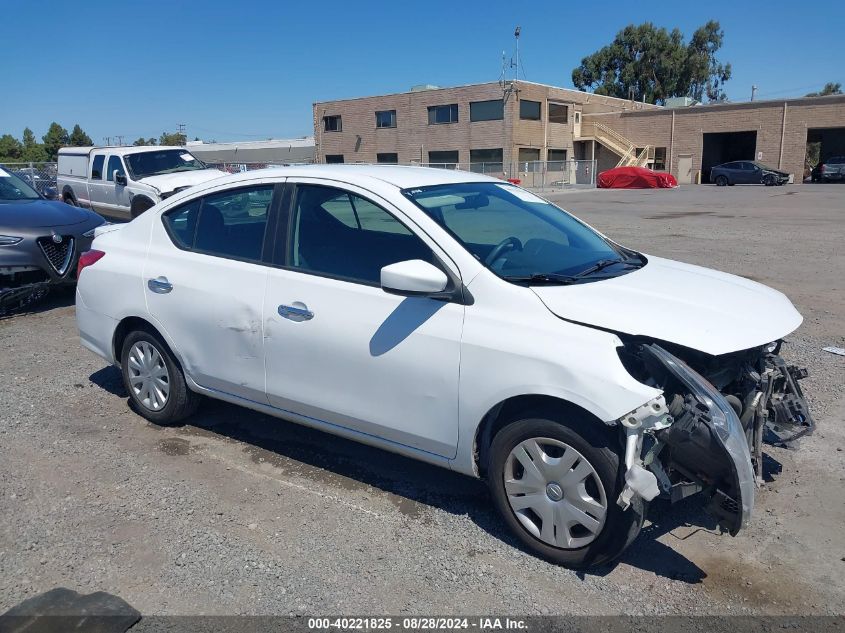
[{"x1": 75, "y1": 166, "x2": 813, "y2": 568}]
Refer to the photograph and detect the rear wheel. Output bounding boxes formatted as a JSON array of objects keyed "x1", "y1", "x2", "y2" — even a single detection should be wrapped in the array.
[
  {"x1": 715, "y1": 175, "x2": 728, "y2": 186},
  {"x1": 63, "y1": 194, "x2": 77, "y2": 206},
  {"x1": 120, "y1": 329, "x2": 200, "y2": 425},
  {"x1": 488, "y1": 414, "x2": 644, "y2": 568}
]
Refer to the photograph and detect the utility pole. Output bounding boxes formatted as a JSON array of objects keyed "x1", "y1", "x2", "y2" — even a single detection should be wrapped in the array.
[
  {"x1": 115, "y1": 135, "x2": 124, "y2": 146},
  {"x1": 104, "y1": 136, "x2": 112, "y2": 146},
  {"x1": 177, "y1": 123, "x2": 186, "y2": 145}
]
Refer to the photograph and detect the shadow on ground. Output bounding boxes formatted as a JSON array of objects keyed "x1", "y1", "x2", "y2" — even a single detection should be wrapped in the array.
[
  {"x1": 89, "y1": 364, "x2": 765, "y2": 583},
  {"x1": 0, "y1": 286, "x2": 75, "y2": 321}
]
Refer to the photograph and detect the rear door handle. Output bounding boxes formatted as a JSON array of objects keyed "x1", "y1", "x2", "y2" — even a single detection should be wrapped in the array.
[
  {"x1": 147, "y1": 276, "x2": 173, "y2": 294},
  {"x1": 278, "y1": 302, "x2": 313, "y2": 321}
]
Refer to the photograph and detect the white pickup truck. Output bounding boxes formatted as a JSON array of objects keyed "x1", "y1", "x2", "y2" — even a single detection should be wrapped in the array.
[{"x1": 57, "y1": 146, "x2": 224, "y2": 218}]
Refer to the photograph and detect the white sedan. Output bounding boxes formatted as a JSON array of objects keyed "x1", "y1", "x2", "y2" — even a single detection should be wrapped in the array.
[{"x1": 76, "y1": 165, "x2": 813, "y2": 568}]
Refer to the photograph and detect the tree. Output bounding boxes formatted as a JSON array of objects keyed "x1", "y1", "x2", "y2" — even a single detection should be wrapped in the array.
[
  {"x1": 159, "y1": 131, "x2": 186, "y2": 146},
  {"x1": 21, "y1": 127, "x2": 47, "y2": 162},
  {"x1": 41, "y1": 122, "x2": 69, "y2": 161},
  {"x1": 0, "y1": 134, "x2": 23, "y2": 162},
  {"x1": 572, "y1": 21, "x2": 732, "y2": 104},
  {"x1": 133, "y1": 137, "x2": 157, "y2": 146},
  {"x1": 806, "y1": 82, "x2": 842, "y2": 97},
  {"x1": 69, "y1": 124, "x2": 93, "y2": 146}
]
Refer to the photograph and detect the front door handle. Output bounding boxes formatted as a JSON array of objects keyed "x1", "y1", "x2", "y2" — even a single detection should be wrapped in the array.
[
  {"x1": 147, "y1": 276, "x2": 173, "y2": 294},
  {"x1": 278, "y1": 302, "x2": 313, "y2": 321}
]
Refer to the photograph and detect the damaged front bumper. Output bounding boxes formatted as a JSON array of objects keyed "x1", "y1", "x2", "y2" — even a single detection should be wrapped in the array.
[{"x1": 614, "y1": 342, "x2": 813, "y2": 535}]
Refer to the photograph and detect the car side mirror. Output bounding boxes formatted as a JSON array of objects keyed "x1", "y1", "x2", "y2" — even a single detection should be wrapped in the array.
[
  {"x1": 380, "y1": 259, "x2": 448, "y2": 297},
  {"x1": 114, "y1": 171, "x2": 127, "y2": 186}
]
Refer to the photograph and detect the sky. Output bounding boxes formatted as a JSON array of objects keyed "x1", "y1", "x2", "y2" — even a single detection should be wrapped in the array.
[{"x1": 2, "y1": 0, "x2": 843, "y2": 144}]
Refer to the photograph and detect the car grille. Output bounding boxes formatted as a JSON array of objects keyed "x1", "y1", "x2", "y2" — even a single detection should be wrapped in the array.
[{"x1": 36, "y1": 236, "x2": 75, "y2": 276}]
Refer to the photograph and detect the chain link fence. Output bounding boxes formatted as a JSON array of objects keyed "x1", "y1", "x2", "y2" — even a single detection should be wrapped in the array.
[
  {"x1": 0, "y1": 162, "x2": 59, "y2": 197},
  {"x1": 397, "y1": 160, "x2": 598, "y2": 190},
  {"x1": 1, "y1": 159, "x2": 597, "y2": 197}
]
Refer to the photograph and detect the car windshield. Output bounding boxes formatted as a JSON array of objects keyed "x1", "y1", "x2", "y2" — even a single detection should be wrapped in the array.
[
  {"x1": 124, "y1": 149, "x2": 207, "y2": 179},
  {"x1": 0, "y1": 167, "x2": 41, "y2": 201},
  {"x1": 403, "y1": 182, "x2": 642, "y2": 284}
]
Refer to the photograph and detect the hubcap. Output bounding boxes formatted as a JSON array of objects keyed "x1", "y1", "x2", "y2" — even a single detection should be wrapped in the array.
[
  {"x1": 127, "y1": 341, "x2": 170, "y2": 411},
  {"x1": 504, "y1": 437, "x2": 607, "y2": 549}
]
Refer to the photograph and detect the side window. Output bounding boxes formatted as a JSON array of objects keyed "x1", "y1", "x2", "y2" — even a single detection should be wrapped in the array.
[
  {"x1": 288, "y1": 185, "x2": 435, "y2": 285},
  {"x1": 106, "y1": 156, "x2": 125, "y2": 182},
  {"x1": 91, "y1": 155, "x2": 105, "y2": 180},
  {"x1": 162, "y1": 185, "x2": 274, "y2": 262}
]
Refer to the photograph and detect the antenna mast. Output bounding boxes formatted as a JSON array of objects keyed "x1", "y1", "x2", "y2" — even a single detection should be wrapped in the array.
[{"x1": 502, "y1": 26, "x2": 522, "y2": 104}]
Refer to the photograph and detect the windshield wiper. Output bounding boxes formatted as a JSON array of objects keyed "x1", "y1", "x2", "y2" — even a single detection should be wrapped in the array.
[
  {"x1": 572, "y1": 258, "x2": 644, "y2": 278},
  {"x1": 503, "y1": 272, "x2": 579, "y2": 285}
]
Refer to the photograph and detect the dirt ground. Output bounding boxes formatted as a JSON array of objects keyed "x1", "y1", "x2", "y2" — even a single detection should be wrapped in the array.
[{"x1": 1, "y1": 184, "x2": 843, "y2": 616}]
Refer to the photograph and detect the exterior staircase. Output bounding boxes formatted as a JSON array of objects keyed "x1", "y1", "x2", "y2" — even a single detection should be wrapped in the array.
[{"x1": 584, "y1": 121, "x2": 653, "y2": 168}]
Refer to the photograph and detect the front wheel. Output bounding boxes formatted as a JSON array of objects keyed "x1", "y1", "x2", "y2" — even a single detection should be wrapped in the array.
[
  {"x1": 130, "y1": 197, "x2": 155, "y2": 218},
  {"x1": 488, "y1": 415, "x2": 644, "y2": 569},
  {"x1": 763, "y1": 174, "x2": 776, "y2": 186},
  {"x1": 120, "y1": 329, "x2": 200, "y2": 425}
]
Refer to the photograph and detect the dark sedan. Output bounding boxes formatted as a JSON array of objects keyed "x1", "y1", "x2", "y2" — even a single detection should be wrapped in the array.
[
  {"x1": 1, "y1": 167, "x2": 105, "y2": 313},
  {"x1": 710, "y1": 160, "x2": 789, "y2": 186}
]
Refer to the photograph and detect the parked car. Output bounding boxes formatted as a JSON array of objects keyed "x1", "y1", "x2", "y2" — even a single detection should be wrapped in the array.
[
  {"x1": 10, "y1": 168, "x2": 59, "y2": 199},
  {"x1": 58, "y1": 146, "x2": 224, "y2": 219},
  {"x1": 811, "y1": 156, "x2": 845, "y2": 182},
  {"x1": 76, "y1": 166, "x2": 813, "y2": 568},
  {"x1": 597, "y1": 166, "x2": 677, "y2": 189},
  {"x1": 710, "y1": 161, "x2": 789, "y2": 186},
  {"x1": 1, "y1": 166, "x2": 105, "y2": 313}
]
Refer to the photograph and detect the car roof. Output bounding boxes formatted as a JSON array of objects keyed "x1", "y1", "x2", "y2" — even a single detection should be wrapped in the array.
[{"x1": 202, "y1": 164, "x2": 500, "y2": 190}]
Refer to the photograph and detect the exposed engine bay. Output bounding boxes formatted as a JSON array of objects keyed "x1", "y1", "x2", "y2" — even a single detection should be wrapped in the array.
[{"x1": 615, "y1": 339, "x2": 814, "y2": 535}]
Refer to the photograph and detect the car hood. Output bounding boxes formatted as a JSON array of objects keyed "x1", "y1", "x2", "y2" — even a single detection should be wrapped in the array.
[
  {"x1": 0, "y1": 199, "x2": 93, "y2": 228},
  {"x1": 137, "y1": 169, "x2": 225, "y2": 193},
  {"x1": 531, "y1": 255, "x2": 803, "y2": 356}
]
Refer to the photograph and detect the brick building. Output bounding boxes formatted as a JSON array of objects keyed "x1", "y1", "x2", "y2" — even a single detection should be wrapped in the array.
[{"x1": 313, "y1": 81, "x2": 845, "y2": 184}]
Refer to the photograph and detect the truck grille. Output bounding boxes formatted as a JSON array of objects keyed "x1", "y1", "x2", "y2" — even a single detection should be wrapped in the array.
[{"x1": 37, "y1": 236, "x2": 75, "y2": 276}]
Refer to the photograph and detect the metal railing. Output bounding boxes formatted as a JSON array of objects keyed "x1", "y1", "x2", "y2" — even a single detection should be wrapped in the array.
[{"x1": 0, "y1": 162, "x2": 58, "y2": 197}]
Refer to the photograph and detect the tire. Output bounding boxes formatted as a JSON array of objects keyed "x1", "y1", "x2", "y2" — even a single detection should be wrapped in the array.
[
  {"x1": 715, "y1": 175, "x2": 728, "y2": 186},
  {"x1": 488, "y1": 414, "x2": 645, "y2": 569},
  {"x1": 63, "y1": 194, "x2": 77, "y2": 206},
  {"x1": 763, "y1": 175, "x2": 775, "y2": 186},
  {"x1": 130, "y1": 197, "x2": 155, "y2": 218},
  {"x1": 120, "y1": 328, "x2": 200, "y2": 425}
]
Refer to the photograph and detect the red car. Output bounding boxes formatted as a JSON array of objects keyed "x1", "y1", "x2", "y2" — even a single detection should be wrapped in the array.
[{"x1": 598, "y1": 166, "x2": 678, "y2": 189}]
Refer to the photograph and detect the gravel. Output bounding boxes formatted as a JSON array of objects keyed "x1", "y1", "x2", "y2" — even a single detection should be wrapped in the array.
[{"x1": 1, "y1": 184, "x2": 843, "y2": 615}]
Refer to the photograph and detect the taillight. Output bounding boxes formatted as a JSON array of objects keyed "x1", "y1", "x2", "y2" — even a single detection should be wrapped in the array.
[{"x1": 77, "y1": 249, "x2": 105, "y2": 277}]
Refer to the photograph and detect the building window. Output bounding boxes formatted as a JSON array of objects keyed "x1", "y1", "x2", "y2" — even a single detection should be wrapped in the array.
[
  {"x1": 548, "y1": 103, "x2": 568, "y2": 124},
  {"x1": 469, "y1": 148, "x2": 503, "y2": 173},
  {"x1": 323, "y1": 115, "x2": 342, "y2": 132},
  {"x1": 427, "y1": 104, "x2": 459, "y2": 125},
  {"x1": 375, "y1": 110, "x2": 396, "y2": 128},
  {"x1": 517, "y1": 148, "x2": 541, "y2": 171},
  {"x1": 470, "y1": 99, "x2": 504, "y2": 122},
  {"x1": 325, "y1": 154, "x2": 344, "y2": 164},
  {"x1": 377, "y1": 152, "x2": 398, "y2": 164},
  {"x1": 428, "y1": 150, "x2": 459, "y2": 168},
  {"x1": 519, "y1": 100, "x2": 541, "y2": 120},
  {"x1": 653, "y1": 147, "x2": 667, "y2": 170},
  {"x1": 547, "y1": 149, "x2": 568, "y2": 171}
]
